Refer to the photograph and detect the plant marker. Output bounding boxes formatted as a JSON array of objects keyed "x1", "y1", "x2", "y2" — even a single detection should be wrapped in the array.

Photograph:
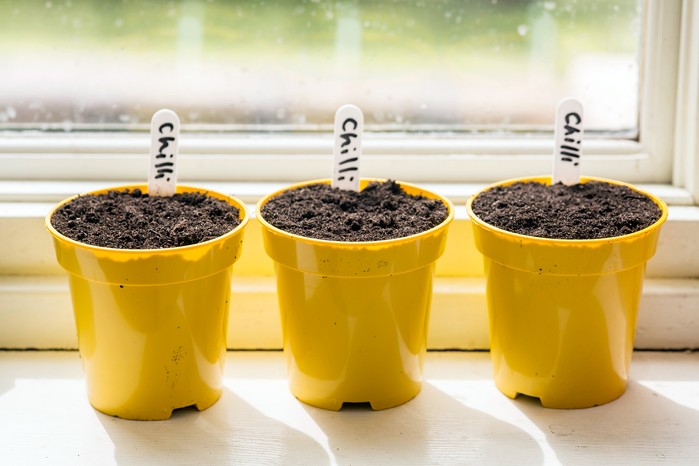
[
  {"x1": 148, "y1": 109, "x2": 180, "y2": 196},
  {"x1": 552, "y1": 97, "x2": 583, "y2": 186},
  {"x1": 332, "y1": 104, "x2": 364, "y2": 191}
]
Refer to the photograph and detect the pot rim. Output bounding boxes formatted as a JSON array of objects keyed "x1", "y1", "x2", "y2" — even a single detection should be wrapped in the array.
[
  {"x1": 45, "y1": 183, "x2": 250, "y2": 254},
  {"x1": 466, "y1": 175, "x2": 668, "y2": 245},
  {"x1": 256, "y1": 177, "x2": 454, "y2": 246}
]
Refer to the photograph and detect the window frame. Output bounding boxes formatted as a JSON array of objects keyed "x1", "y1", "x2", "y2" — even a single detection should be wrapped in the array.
[
  {"x1": 0, "y1": 1, "x2": 692, "y2": 194},
  {"x1": 1, "y1": 0, "x2": 698, "y2": 351}
]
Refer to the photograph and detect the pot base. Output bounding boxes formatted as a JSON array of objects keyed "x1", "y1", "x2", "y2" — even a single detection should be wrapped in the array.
[
  {"x1": 291, "y1": 384, "x2": 421, "y2": 411},
  {"x1": 89, "y1": 389, "x2": 223, "y2": 421},
  {"x1": 494, "y1": 379, "x2": 627, "y2": 409}
]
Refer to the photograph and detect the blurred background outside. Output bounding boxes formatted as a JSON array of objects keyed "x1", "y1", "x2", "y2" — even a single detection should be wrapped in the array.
[{"x1": 0, "y1": 0, "x2": 641, "y2": 136}]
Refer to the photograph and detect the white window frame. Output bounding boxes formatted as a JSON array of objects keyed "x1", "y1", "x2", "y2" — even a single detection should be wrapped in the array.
[
  {"x1": 0, "y1": 1, "x2": 693, "y2": 193},
  {"x1": 1, "y1": 0, "x2": 698, "y2": 351}
]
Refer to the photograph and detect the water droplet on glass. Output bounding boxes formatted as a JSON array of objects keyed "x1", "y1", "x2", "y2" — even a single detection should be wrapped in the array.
[
  {"x1": 543, "y1": 2, "x2": 556, "y2": 11},
  {"x1": 517, "y1": 24, "x2": 529, "y2": 36}
]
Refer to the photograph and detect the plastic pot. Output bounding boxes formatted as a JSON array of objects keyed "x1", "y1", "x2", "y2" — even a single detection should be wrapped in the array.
[
  {"x1": 257, "y1": 178, "x2": 453, "y2": 410},
  {"x1": 46, "y1": 185, "x2": 248, "y2": 420},
  {"x1": 467, "y1": 176, "x2": 667, "y2": 408}
]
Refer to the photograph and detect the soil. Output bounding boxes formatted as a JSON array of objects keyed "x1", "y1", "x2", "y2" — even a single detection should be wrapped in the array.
[
  {"x1": 51, "y1": 188, "x2": 241, "y2": 249},
  {"x1": 260, "y1": 180, "x2": 449, "y2": 241},
  {"x1": 471, "y1": 181, "x2": 662, "y2": 240}
]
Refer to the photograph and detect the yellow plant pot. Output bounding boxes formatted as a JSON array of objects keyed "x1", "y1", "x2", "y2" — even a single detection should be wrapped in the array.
[
  {"x1": 46, "y1": 185, "x2": 249, "y2": 420},
  {"x1": 257, "y1": 179, "x2": 453, "y2": 410},
  {"x1": 467, "y1": 176, "x2": 667, "y2": 408}
]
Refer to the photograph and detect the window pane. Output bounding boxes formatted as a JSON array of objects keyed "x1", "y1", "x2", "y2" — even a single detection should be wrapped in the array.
[{"x1": 0, "y1": 0, "x2": 641, "y2": 135}]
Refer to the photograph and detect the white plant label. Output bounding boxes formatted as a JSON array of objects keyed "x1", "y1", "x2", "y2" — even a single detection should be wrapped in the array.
[
  {"x1": 552, "y1": 98, "x2": 584, "y2": 186},
  {"x1": 332, "y1": 104, "x2": 363, "y2": 191},
  {"x1": 148, "y1": 109, "x2": 180, "y2": 196}
]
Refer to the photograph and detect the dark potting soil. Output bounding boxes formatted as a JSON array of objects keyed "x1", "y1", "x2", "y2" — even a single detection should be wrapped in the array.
[
  {"x1": 471, "y1": 181, "x2": 662, "y2": 240},
  {"x1": 51, "y1": 188, "x2": 241, "y2": 249},
  {"x1": 260, "y1": 180, "x2": 449, "y2": 242}
]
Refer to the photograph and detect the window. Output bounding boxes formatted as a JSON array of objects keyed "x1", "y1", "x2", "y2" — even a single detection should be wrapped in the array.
[
  {"x1": 0, "y1": 1, "x2": 685, "y2": 185},
  {"x1": 3, "y1": 0, "x2": 641, "y2": 135},
  {"x1": 1, "y1": 0, "x2": 697, "y2": 350}
]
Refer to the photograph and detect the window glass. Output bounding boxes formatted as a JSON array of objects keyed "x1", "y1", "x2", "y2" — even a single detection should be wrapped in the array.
[{"x1": 0, "y1": 0, "x2": 641, "y2": 135}]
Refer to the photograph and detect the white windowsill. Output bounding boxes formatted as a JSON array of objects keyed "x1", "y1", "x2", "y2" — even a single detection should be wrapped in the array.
[
  {"x1": 1, "y1": 180, "x2": 698, "y2": 351},
  {"x1": 1, "y1": 351, "x2": 698, "y2": 465}
]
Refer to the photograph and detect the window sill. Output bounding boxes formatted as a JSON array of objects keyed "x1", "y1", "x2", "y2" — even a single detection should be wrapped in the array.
[
  {"x1": 0, "y1": 134, "x2": 677, "y2": 183},
  {"x1": 1, "y1": 350, "x2": 698, "y2": 465},
  {"x1": 2, "y1": 275, "x2": 699, "y2": 351},
  {"x1": 1, "y1": 179, "x2": 698, "y2": 350}
]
